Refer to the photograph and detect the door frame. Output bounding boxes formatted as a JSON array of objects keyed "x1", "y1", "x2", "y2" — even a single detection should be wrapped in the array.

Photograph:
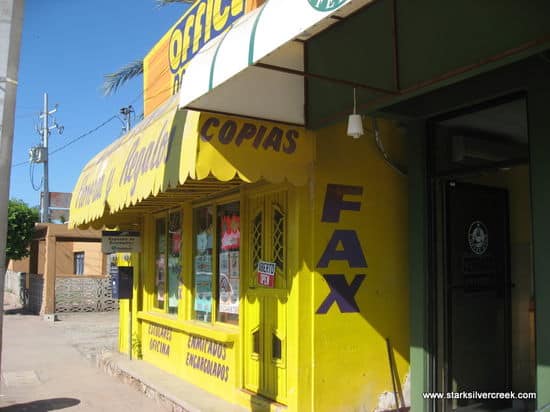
[
  {"x1": 242, "y1": 184, "x2": 290, "y2": 404},
  {"x1": 441, "y1": 180, "x2": 513, "y2": 409},
  {"x1": 426, "y1": 93, "x2": 526, "y2": 410}
]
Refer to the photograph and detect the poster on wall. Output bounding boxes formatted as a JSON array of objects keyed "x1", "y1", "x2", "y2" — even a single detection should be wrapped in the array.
[
  {"x1": 229, "y1": 251, "x2": 239, "y2": 278},
  {"x1": 168, "y1": 255, "x2": 181, "y2": 307},
  {"x1": 219, "y1": 214, "x2": 240, "y2": 315},
  {"x1": 221, "y1": 215, "x2": 240, "y2": 250},
  {"x1": 168, "y1": 215, "x2": 182, "y2": 309},
  {"x1": 257, "y1": 260, "x2": 276, "y2": 288},
  {"x1": 156, "y1": 254, "x2": 165, "y2": 302},
  {"x1": 219, "y1": 251, "x2": 229, "y2": 275},
  {"x1": 219, "y1": 251, "x2": 240, "y2": 314},
  {"x1": 194, "y1": 254, "x2": 212, "y2": 314}
]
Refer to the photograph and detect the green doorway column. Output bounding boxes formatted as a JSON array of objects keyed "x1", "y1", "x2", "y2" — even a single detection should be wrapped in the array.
[
  {"x1": 528, "y1": 84, "x2": 550, "y2": 409},
  {"x1": 408, "y1": 121, "x2": 429, "y2": 412}
]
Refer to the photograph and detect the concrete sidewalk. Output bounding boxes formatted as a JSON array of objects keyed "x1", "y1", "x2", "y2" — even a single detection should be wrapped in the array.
[
  {"x1": 1, "y1": 295, "x2": 249, "y2": 412},
  {"x1": 97, "y1": 351, "x2": 249, "y2": 412},
  {"x1": 0, "y1": 310, "x2": 167, "y2": 411}
]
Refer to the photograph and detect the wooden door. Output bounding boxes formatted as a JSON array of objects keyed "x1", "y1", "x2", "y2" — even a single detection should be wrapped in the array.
[{"x1": 243, "y1": 189, "x2": 288, "y2": 403}]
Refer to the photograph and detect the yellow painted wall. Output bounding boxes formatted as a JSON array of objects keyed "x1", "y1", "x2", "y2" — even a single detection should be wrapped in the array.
[
  {"x1": 117, "y1": 117, "x2": 410, "y2": 412},
  {"x1": 311, "y1": 118, "x2": 410, "y2": 411},
  {"x1": 118, "y1": 252, "x2": 141, "y2": 356},
  {"x1": 140, "y1": 321, "x2": 238, "y2": 389}
]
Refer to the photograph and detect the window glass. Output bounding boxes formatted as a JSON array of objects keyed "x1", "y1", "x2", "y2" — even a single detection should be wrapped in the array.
[
  {"x1": 155, "y1": 217, "x2": 166, "y2": 309},
  {"x1": 193, "y1": 206, "x2": 214, "y2": 322},
  {"x1": 74, "y1": 252, "x2": 85, "y2": 275},
  {"x1": 168, "y1": 211, "x2": 182, "y2": 314},
  {"x1": 217, "y1": 202, "x2": 240, "y2": 325}
]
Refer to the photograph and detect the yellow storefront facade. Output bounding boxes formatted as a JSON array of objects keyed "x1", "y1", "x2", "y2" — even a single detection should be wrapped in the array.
[
  {"x1": 71, "y1": 1, "x2": 550, "y2": 411},
  {"x1": 70, "y1": 97, "x2": 410, "y2": 412},
  {"x1": 70, "y1": 1, "x2": 410, "y2": 411}
]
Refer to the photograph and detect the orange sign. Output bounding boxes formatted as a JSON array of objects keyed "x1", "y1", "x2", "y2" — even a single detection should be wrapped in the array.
[{"x1": 143, "y1": 0, "x2": 265, "y2": 116}]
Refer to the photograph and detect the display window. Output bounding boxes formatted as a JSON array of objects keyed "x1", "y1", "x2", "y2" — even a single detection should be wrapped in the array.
[
  {"x1": 193, "y1": 201, "x2": 240, "y2": 325},
  {"x1": 193, "y1": 206, "x2": 214, "y2": 322},
  {"x1": 217, "y1": 202, "x2": 240, "y2": 325},
  {"x1": 154, "y1": 210, "x2": 182, "y2": 314}
]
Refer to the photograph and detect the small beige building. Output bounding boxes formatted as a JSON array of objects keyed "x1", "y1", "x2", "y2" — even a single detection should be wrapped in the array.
[{"x1": 7, "y1": 223, "x2": 110, "y2": 314}]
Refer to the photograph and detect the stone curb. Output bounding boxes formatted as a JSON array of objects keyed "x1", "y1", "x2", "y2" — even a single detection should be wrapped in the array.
[{"x1": 96, "y1": 350, "x2": 199, "y2": 412}]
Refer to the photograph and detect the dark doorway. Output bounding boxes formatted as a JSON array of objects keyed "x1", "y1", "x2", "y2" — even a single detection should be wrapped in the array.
[
  {"x1": 445, "y1": 182, "x2": 511, "y2": 411},
  {"x1": 428, "y1": 95, "x2": 535, "y2": 412}
]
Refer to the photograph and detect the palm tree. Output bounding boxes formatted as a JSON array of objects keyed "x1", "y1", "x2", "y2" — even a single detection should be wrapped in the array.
[{"x1": 102, "y1": 0, "x2": 195, "y2": 95}]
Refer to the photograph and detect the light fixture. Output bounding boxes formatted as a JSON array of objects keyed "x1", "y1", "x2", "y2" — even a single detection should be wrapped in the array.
[{"x1": 347, "y1": 88, "x2": 364, "y2": 139}]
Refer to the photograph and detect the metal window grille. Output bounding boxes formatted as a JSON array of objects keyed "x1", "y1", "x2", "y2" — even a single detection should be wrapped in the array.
[
  {"x1": 272, "y1": 207, "x2": 285, "y2": 271},
  {"x1": 252, "y1": 211, "x2": 263, "y2": 271}
]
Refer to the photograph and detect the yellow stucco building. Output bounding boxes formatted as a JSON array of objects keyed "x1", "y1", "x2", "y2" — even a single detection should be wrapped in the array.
[{"x1": 71, "y1": 0, "x2": 550, "y2": 411}]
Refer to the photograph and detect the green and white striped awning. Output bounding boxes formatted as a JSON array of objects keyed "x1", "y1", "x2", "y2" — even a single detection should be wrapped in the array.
[{"x1": 178, "y1": 0, "x2": 372, "y2": 126}]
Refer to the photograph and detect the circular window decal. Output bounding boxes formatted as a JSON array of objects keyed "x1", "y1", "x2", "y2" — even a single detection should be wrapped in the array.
[
  {"x1": 468, "y1": 221, "x2": 489, "y2": 255},
  {"x1": 307, "y1": 0, "x2": 348, "y2": 12}
]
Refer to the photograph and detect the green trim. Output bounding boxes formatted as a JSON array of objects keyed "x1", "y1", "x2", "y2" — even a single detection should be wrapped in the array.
[
  {"x1": 527, "y1": 84, "x2": 550, "y2": 409},
  {"x1": 248, "y1": 0, "x2": 270, "y2": 65},
  {"x1": 408, "y1": 121, "x2": 429, "y2": 412},
  {"x1": 208, "y1": 27, "x2": 233, "y2": 91}
]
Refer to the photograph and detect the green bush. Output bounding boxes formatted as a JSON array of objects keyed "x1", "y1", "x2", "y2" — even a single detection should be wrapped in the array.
[{"x1": 6, "y1": 199, "x2": 39, "y2": 265}]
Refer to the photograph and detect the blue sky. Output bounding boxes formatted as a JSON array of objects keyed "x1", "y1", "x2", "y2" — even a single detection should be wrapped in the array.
[{"x1": 10, "y1": 0, "x2": 190, "y2": 208}]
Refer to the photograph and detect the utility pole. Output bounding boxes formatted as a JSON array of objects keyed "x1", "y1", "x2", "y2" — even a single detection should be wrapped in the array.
[
  {"x1": 0, "y1": 0, "x2": 25, "y2": 384},
  {"x1": 42, "y1": 93, "x2": 49, "y2": 223},
  {"x1": 120, "y1": 105, "x2": 134, "y2": 134},
  {"x1": 33, "y1": 92, "x2": 63, "y2": 223}
]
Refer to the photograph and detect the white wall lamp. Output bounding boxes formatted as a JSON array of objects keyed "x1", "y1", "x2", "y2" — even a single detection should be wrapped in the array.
[
  {"x1": 347, "y1": 87, "x2": 364, "y2": 139},
  {"x1": 346, "y1": 88, "x2": 408, "y2": 175}
]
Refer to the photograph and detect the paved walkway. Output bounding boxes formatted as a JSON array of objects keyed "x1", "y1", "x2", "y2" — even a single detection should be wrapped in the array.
[
  {"x1": 0, "y1": 294, "x2": 249, "y2": 412},
  {"x1": 0, "y1": 305, "x2": 166, "y2": 411}
]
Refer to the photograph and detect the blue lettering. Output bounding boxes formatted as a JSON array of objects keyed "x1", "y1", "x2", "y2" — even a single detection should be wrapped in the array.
[
  {"x1": 317, "y1": 230, "x2": 368, "y2": 268},
  {"x1": 316, "y1": 274, "x2": 365, "y2": 314},
  {"x1": 321, "y1": 184, "x2": 363, "y2": 222}
]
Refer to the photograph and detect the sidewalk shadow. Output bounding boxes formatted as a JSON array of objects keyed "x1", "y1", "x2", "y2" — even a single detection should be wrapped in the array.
[
  {"x1": 3, "y1": 308, "x2": 36, "y2": 316},
  {"x1": 0, "y1": 397, "x2": 80, "y2": 411}
]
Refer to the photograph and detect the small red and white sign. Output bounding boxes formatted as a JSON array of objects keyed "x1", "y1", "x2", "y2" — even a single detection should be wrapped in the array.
[{"x1": 257, "y1": 261, "x2": 276, "y2": 288}]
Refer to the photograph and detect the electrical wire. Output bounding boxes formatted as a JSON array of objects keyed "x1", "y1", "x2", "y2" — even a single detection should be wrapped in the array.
[
  {"x1": 372, "y1": 118, "x2": 407, "y2": 176},
  {"x1": 48, "y1": 116, "x2": 117, "y2": 155},
  {"x1": 12, "y1": 159, "x2": 29, "y2": 168},
  {"x1": 11, "y1": 115, "x2": 118, "y2": 169},
  {"x1": 29, "y1": 161, "x2": 43, "y2": 191},
  {"x1": 13, "y1": 63, "x2": 174, "y2": 169}
]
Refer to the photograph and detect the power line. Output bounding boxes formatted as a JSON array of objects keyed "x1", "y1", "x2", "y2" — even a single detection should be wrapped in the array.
[
  {"x1": 49, "y1": 115, "x2": 117, "y2": 155},
  {"x1": 12, "y1": 159, "x2": 28, "y2": 168},
  {"x1": 11, "y1": 114, "x2": 118, "y2": 169},
  {"x1": 12, "y1": 64, "x2": 175, "y2": 169}
]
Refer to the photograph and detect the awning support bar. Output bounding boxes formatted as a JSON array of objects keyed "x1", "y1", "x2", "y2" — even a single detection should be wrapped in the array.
[{"x1": 254, "y1": 62, "x2": 400, "y2": 96}]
